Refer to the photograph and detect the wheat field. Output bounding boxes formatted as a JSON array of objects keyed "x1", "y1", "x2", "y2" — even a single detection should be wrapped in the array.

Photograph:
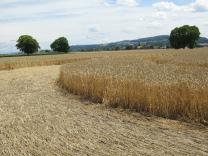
[
  {"x1": 1, "y1": 48, "x2": 208, "y2": 123},
  {"x1": 0, "y1": 51, "x2": 145, "y2": 71},
  {"x1": 1, "y1": 65, "x2": 207, "y2": 155},
  {"x1": 1, "y1": 48, "x2": 208, "y2": 154},
  {"x1": 60, "y1": 48, "x2": 208, "y2": 123},
  {"x1": 0, "y1": 50, "x2": 183, "y2": 70}
]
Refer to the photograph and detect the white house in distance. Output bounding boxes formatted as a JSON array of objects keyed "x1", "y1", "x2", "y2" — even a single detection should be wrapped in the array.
[{"x1": 199, "y1": 43, "x2": 208, "y2": 47}]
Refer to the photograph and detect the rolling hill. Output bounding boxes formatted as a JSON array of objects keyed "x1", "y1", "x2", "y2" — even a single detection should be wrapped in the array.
[{"x1": 70, "y1": 35, "x2": 208, "y2": 52}]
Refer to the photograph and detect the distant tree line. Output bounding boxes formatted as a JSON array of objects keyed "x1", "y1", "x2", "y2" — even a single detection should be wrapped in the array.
[
  {"x1": 75, "y1": 42, "x2": 170, "y2": 52},
  {"x1": 16, "y1": 25, "x2": 202, "y2": 55},
  {"x1": 16, "y1": 36, "x2": 70, "y2": 56}
]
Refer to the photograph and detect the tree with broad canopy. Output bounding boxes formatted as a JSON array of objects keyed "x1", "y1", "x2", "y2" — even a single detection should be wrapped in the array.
[
  {"x1": 50, "y1": 37, "x2": 70, "y2": 53},
  {"x1": 16, "y1": 35, "x2": 40, "y2": 56},
  {"x1": 169, "y1": 25, "x2": 200, "y2": 49}
]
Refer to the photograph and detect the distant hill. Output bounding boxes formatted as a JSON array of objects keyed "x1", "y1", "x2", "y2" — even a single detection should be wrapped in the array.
[
  {"x1": 115, "y1": 35, "x2": 170, "y2": 44},
  {"x1": 70, "y1": 35, "x2": 208, "y2": 52}
]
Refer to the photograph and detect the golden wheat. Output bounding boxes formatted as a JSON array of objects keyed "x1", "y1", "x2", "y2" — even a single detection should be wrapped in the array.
[
  {"x1": 0, "y1": 51, "x2": 135, "y2": 70},
  {"x1": 156, "y1": 48, "x2": 208, "y2": 67},
  {"x1": 0, "y1": 49, "x2": 181, "y2": 70},
  {"x1": 1, "y1": 49, "x2": 208, "y2": 123},
  {"x1": 60, "y1": 48, "x2": 208, "y2": 123}
]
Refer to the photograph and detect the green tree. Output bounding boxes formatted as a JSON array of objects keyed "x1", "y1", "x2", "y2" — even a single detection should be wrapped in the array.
[
  {"x1": 50, "y1": 37, "x2": 70, "y2": 52},
  {"x1": 169, "y1": 25, "x2": 200, "y2": 49},
  {"x1": 126, "y1": 45, "x2": 134, "y2": 50},
  {"x1": 115, "y1": 46, "x2": 120, "y2": 51},
  {"x1": 16, "y1": 35, "x2": 40, "y2": 56}
]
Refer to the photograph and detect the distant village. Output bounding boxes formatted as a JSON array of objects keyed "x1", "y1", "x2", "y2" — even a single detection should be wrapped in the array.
[
  {"x1": 40, "y1": 42, "x2": 208, "y2": 53},
  {"x1": 68, "y1": 42, "x2": 208, "y2": 52}
]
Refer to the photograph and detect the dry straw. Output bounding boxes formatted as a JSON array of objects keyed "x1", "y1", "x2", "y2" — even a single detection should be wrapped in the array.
[
  {"x1": 60, "y1": 48, "x2": 208, "y2": 123},
  {"x1": 1, "y1": 49, "x2": 208, "y2": 123}
]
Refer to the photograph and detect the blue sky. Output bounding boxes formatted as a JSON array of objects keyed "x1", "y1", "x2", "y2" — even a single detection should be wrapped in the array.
[{"x1": 0, "y1": 0, "x2": 208, "y2": 54}]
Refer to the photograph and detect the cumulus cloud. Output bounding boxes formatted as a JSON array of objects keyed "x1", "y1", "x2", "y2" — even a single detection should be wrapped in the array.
[
  {"x1": 152, "y1": 11, "x2": 167, "y2": 20},
  {"x1": 153, "y1": 1, "x2": 179, "y2": 11},
  {"x1": 148, "y1": 21, "x2": 163, "y2": 28},
  {"x1": 88, "y1": 24, "x2": 101, "y2": 32},
  {"x1": 87, "y1": 24, "x2": 104, "y2": 42},
  {"x1": 104, "y1": 2, "x2": 110, "y2": 7},
  {"x1": 116, "y1": 0, "x2": 139, "y2": 7},
  {"x1": 153, "y1": 0, "x2": 208, "y2": 12},
  {"x1": 190, "y1": 0, "x2": 208, "y2": 12},
  {"x1": 0, "y1": 0, "x2": 208, "y2": 54},
  {"x1": 153, "y1": 1, "x2": 193, "y2": 12}
]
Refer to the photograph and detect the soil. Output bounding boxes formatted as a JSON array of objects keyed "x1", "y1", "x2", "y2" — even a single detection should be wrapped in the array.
[{"x1": 0, "y1": 65, "x2": 208, "y2": 155}]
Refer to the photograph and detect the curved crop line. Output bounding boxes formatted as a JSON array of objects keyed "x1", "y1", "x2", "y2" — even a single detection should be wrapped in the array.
[
  {"x1": 58, "y1": 50, "x2": 208, "y2": 124},
  {"x1": 1, "y1": 49, "x2": 208, "y2": 124}
]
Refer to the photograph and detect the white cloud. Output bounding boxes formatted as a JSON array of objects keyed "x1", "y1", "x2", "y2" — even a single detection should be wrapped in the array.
[
  {"x1": 153, "y1": 1, "x2": 193, "y2": 12},
  {"x1": 88, "y1": 24, "x2": 101, "y2": 32},
  {"x1": 153, "y1": 0, "x2": 208, "y2": 12},
  {"x1": 104, "y1": 2, "x2": 110, "y2": 7},
  {"x1": 202, "y1": 22, "x2": 208, "y2": 26},
  {"x1": 0, "y1": 0, "x2": 27, "y2": 3},
  {"x1": 86, "y1": 33, "x2": 107, "y2": 44},
  {"x1": 148, "y1": 21, "x2": 163, "y2": 28},
  {"x1": 152, "y1": 11, "x2": 167, "y2": 20},
  {"x1": 116, "y1": 0, "x2": 139, "y2": 7},
  {"x1": 0, "y1": 1, "x2": 91, "y2": 22},
  {"x1": 0, "y1": 0, "x2": 208, "y2": 54},
  {"x1": 139, "y1": 17, "x2": 144, "y2": 21},
  {"x1": 87, "y1": 24, "x2": 105, "y2": 43},
  {"x1": 190, "y1": 0, "x2": 208, "y2": 12},
  {"x1": 0, "y1": 42, "x2": 18, "y2": 54},
  {"x1": 152, "y1": 21, "x2": 162, "y2": 26},
  {"x1": 153, "y1": 1, "x2": 179, "y2": 11},
  {"x1": 123, "y1": 27, "x2": 137, "y2": 34}
]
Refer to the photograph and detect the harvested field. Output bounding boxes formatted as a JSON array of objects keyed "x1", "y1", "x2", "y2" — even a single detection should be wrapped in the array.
[
  {"x1": 60, "y1": 48, "x2": 208, "y2": 123},
  {"x1": 0, "y1": 65, "x2": 208, "y2": 155}
]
